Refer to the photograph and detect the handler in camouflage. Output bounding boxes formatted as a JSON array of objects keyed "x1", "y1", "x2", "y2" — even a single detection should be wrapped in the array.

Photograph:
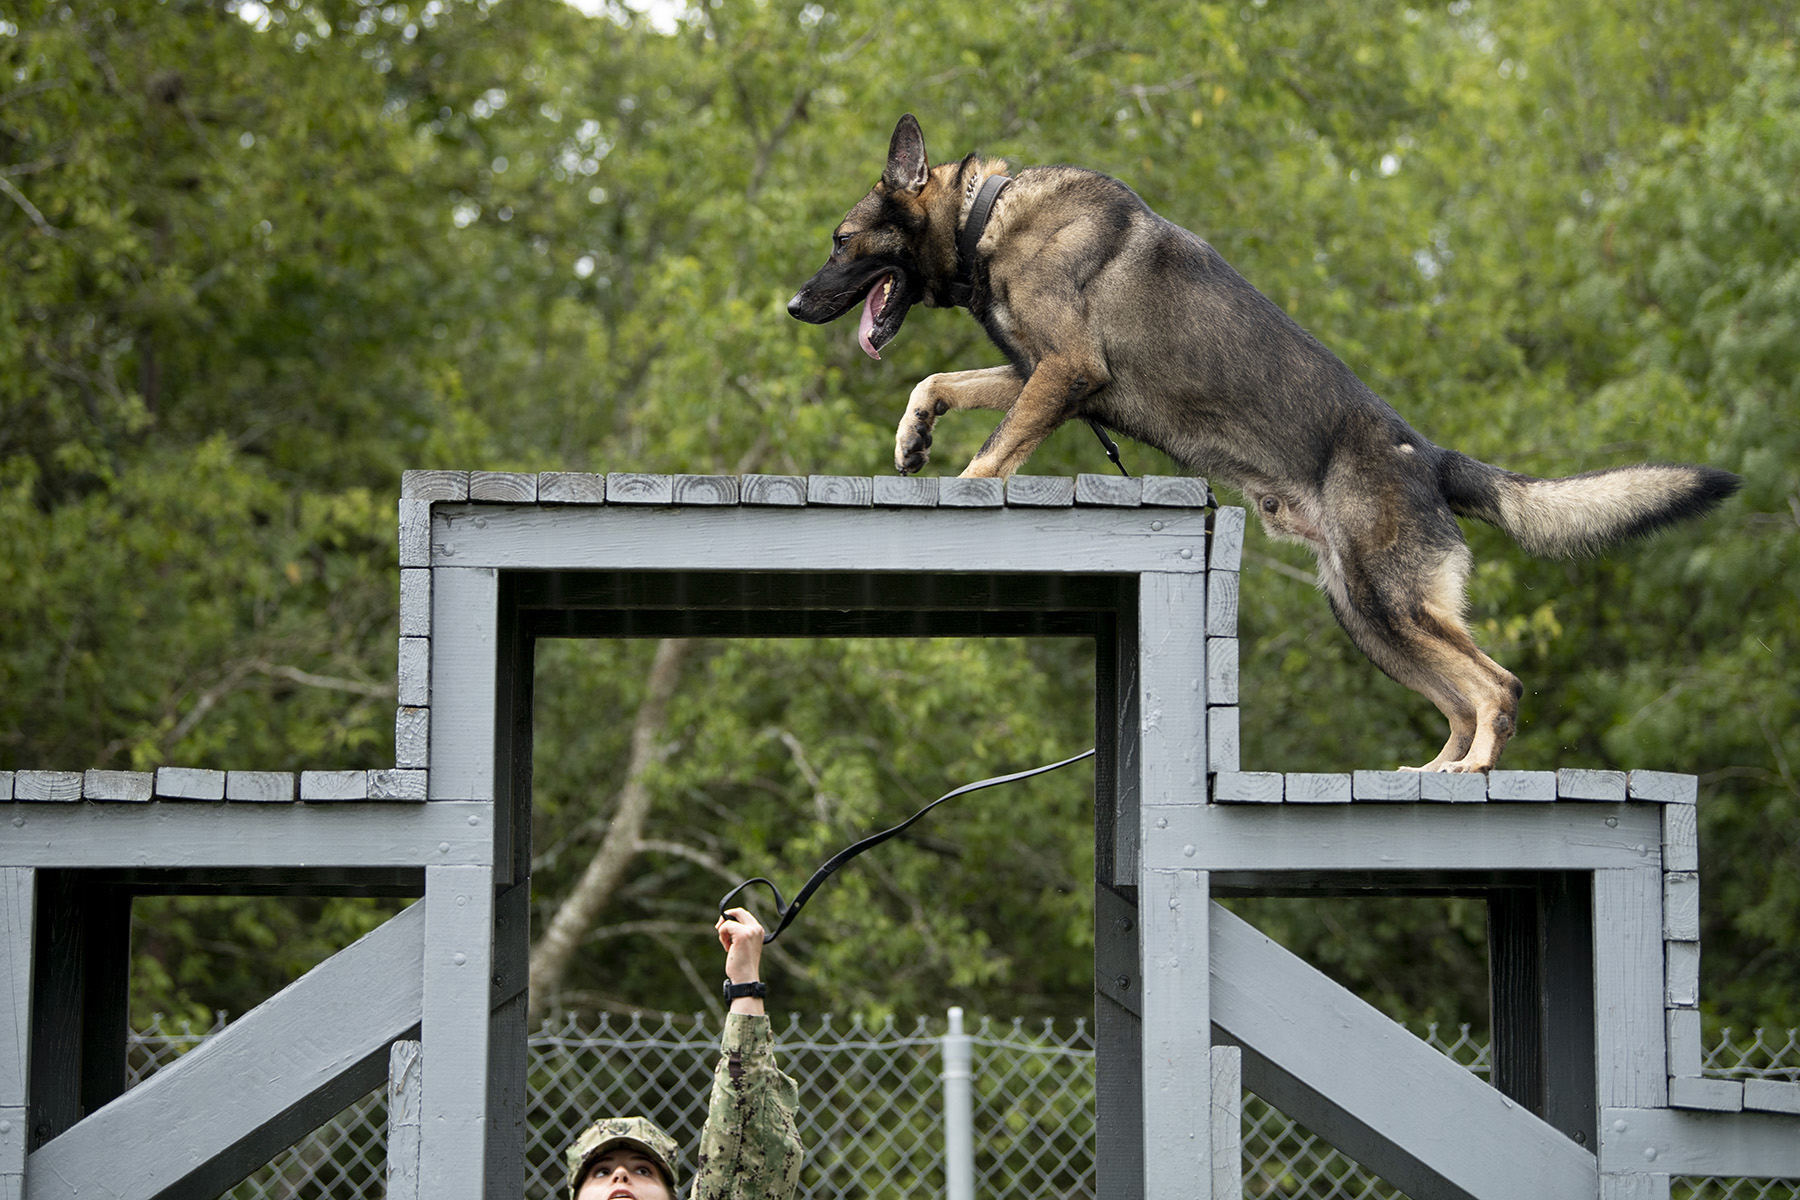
[{"x1": 566, "y1": 907, "x2": 804, "y2": 1200}]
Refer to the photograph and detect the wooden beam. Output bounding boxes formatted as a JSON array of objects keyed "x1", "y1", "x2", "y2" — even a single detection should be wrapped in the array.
[
  {"x1": 24, "y1": 902, "x2": 425, "y2": 1200},
  {"x1": 1593, "y1": 869, "x2": 1666, "y2": 1109},
  {"x1": 1142, "y1": 870, "x2": 1212, "y2": 1196},
  {"x1": 1209, "y1": 902, "x2": 1596, "y2": 1200},
  {"x1": 1, "y1": 870, "x2": 31, "y2": 1198},
  {"x1": 430, "y1": 504, "x2": 1208, "y2": 575},
  {"x1": 0, "y1": 802, "x2": 491, "y2": 870},
  {"x1": 1146, "y1": 803, "x2": 1661, "y2": 873},
  {"x1": 1599, "y1": 1107, "x2": 1800, "y2": 1177},
  {"x1": 418, "y1": 865, "x2": 493, "y2": 1200},
  {"x1": 430, "y1": 568, "x2": 500, "y2": 802},
  {"x1": 387, "y1": 1041, "x2": 422, "y2": 1200}
]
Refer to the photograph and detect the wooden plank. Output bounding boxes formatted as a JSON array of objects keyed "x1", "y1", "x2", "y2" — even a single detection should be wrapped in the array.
[
  {"x1": 1662, "y1": 872, "x2": 1699, "y2": 941},
  {"x1": 1146, "y1": 803, "x2": 1662, "y2": 872},
  {"x1": 1628, "y1": 771, "x2": 1696, "y2": 804},
  {"x1": 605, "y1": 473, "x2": 673, "y2": 504},
  {"x1": 1208, "y1": 706, "x2": 1240, "y2": 774},
  {"x1": 2, "y1": 1104, "x2": 23, "y2": 1200},
  {"x1": 1211, "y1": 1045, "x2": 1242, "y2": 1200},
  {"x1": 429, "y1": 568, "x2": 499, "y2": 802},
  {"x1": 485, "y1": 883, "x2": 531, "y2": 1192},
  {"x1": 154, "y1": 767, "x2": 224, "y2": 801},
  {"x1": 1212, "y1": 772, "x2": 1283, "y2": 804},
  {"x1": 1593, "y1": 868, "x2": 1667, "y2": 1107},
  {"x1": 0, "y1": 775, "x2": 9, "y2": 802},
  {"x1": 419, "y1": 864, "x2": 494, "y2": 1200},
  {"x1": 400, "y1": 569, "x2": 432, "y2": 638},
  {"x1": 937, "y1": 477, "x2": 1004, "y2": 507},
  {"x1": 1139, "y1": 573, "x2": 1208, "y2": 811},
  {"x1": 24, "y1": 903, "x2": 425, "y2": 1200},
  {"x1": 469, "y1": 472, "x2": 536, "y2": 503},
  {"x1": 1285, "y1": 773, "x2": 1351, "y2": 803},
  {"x1": 1004, "y1": 475, "x2": 1075, "y2": 507},
  {"x1": 1420, "y1": 772, "x2": 1488, "y2": 803},
  {"x1": 806, "y1": 475, "x2": 873, "y2": 506},
  {"x1": 1205, "y1": 570, "x2": 1238, "y2": 638},
  {"x1": 1208, "y1": 506, "x2": 1245, "y2": 571},
  {"x1": 1095, "y1": 883, "x2": 1141, "y2": 1018},
  {"x1": 1095, "y1": 989, "x2": 1144, "y2": 1199},
  {"x1": 1559, "y1": 768, "x2": 1626, "y2": 801},
  {"x1": 1667, "y1": 1075, "x2": 1742, "y2": 1111},
  {"x1": 1598, "y1": 1106, "x2": 1800, "y2": 1177},
  {"x1": 1100, "y1": 599, "x2": 1140, "y2": 889},
  {"x1": 1743, "y1": 1078, "x2": 1800, "y2": 1115},
  {"x1": 398, "y1": 636, "x2": 431, "y2": 708},
  {"x1": 1541, "y1": 873, "x2": 1598, "y2": 1151},
  {"x1": 671, "y1": 475, "x2": 739, "y2": 505},
  {"x1": 1211, "y1": 903, "x2": 1597, "y2": 1200},
  {"x1": 1075, "y1": 473, "x2": 1140, "y2": 506},
  {"x1": 399, "y1": 499, "x2": 433, "y2": 568},
  {"x1": 301, "y1": 769, "x2": 368, "y2": 801},
  {"x1": 737, "y1": 474, "x2": 806, "y2": 506},
  {"x1": 1488, "y1": 770, "x2": 1556, "y2": 802},
  {"x1": 1141, "y1": 869, "x2": 1211, "y2": 1194},
  {"x1": 1664, "y1": 941, "x2": 1699, "y2": 1008},
  {"x1": 1600, "y1": 1176, "x2": 1670, "y2": 1200},
  {"x1": 1142, "y1": 476, "x2": 1211, "y2": 507},
  {"x1": 1205, "y1": 637, "x2": 1238, "y2": 705},
  {"x1": 0, "y1": 871, "x2": 31, "y2": 1112},
  {"x1": 1665, "y1": 1008, "x2": 1702, "y2": 1077},
  {"x1": 369, "y1": 769, "x2": 429, "y2": 802},
  {"x1": 82, "y1": 771, "x2": 152, "y2": 803},
  {"x1": 432, "y1": 502, "x2": 1209, "y2": 574},
  {"x1": 535, "y1": 472, "x2": 606, "y2": 504},
  {"x1": 224, "y1": 771, "x2": 295, "y2": 803},
  {"x1": 397, "y1": 707, "x2": 431, "y2": 770},
  {"x1": 1661, "y1": 805, "x2": 1697, "y2": 873},
  {"x1": 0, "y1": 801, "x2": 489, "y2": 869},
  {"x1": 1488, "y1": 888, "x2": 1544, "y2": 1115},
  {"x1": 402, "y1": 470, "x2": 468, "y2": 501},
  {"x1": 872, "y1": 476, "x2": 937, "y2": 507},
  {"x1": 1352, "y1": 770, "x2": 1421, "y2": 802},
  {"x1": 387, "y1": 1041, "x2": 423, "y2": 1200},
  {"x1": 12, "y1": 774, "x2": 80, "y2": 803}
]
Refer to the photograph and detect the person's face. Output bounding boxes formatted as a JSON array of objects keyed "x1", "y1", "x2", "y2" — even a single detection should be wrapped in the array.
[{"x1": 576, "y1": 1149, "x2": 672, "y2": 1200}]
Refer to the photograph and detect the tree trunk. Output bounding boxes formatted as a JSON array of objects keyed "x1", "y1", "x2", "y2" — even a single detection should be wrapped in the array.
[{"x1": 527, "y1": 637, "x2": 692, "y2": 1023}]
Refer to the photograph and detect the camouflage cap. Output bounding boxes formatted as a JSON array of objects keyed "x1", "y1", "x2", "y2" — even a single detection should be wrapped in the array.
[{"x1": 566, "y1": 1116, "x2": 681, "y2": 1198}]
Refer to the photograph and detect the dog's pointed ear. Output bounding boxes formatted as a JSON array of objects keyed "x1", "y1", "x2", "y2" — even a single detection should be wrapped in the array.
[{"x1": 883, "y1": 113, "x2": 929, "y2": 194}]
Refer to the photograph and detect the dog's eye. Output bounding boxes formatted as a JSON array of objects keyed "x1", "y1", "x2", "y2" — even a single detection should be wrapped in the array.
[{"x1": 833, "y1": 232, "x2": 851, "y2": 252}]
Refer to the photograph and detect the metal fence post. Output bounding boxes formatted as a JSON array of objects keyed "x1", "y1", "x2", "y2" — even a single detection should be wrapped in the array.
[{"x1": 943, "y1": 1006, "x2": 975, "y2": 1200}]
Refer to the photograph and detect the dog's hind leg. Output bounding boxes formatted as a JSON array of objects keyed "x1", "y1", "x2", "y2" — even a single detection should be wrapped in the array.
[
  {"x1": 1323, "y1": 538, "x2": 1523, "y2": 773},
  {"x1": 896, "y1": 366, "x2": 1025, "y2": 475}
]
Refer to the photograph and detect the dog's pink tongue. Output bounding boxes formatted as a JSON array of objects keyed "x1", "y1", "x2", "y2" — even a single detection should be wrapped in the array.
[{"x1": 856, "y1": 277, "x2": 886, "y2": 360}]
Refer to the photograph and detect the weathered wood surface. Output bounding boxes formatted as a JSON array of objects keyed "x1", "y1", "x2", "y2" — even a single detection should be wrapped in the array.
[
  {"x1": 535, "y1": 471, "x2": 606, "y2": 504},
  {"x1": 1139, "y1": 572, "x2": 1208, "y2": 811},
  {"x1": 1210, "y1": 902, "x2": 1597, "y2": 1200},
  {"x1": 1205, "y1": 637, "x2": 1238, "y2": 705},
  {"x1": 738, "y1": 474, "x2": 807, "y2": 506},
  {"x1": 1600, "y1": 1175, "x2": 1672, "y2": 1200},
  {"x1": 400, "y1": 569, "x2": 432, "y2": 637},
  {"x1": 1743, "y1": 1078, "x2": 1800, "y2": 1115},
  {"x1": 1005, "y1": 475, "x2": 1075, "y2": 507},
  {"x1": 1487, "y1": 770, "x2": 1556, "y2": 802},
  {"x1": 1207, "y1": 706, "x2": 1239, "y2": 774},
  {"x1": 1594, "y1": 868, "x2": 1668, "y2": 1108},
  {"x1": 1662, "y1": 871, "x2": 1700, "y2": 941},
  {"x1": 301, "y1": 769, "x2": 367, "y2": 801},
  {"x1": 872, "y1": 476, "x2": 937, "y2": 507},
  {"x1": 1204, "y1": 569, "x2": 1238, "y2": 637},
  {"x1": 606, "y1": 473, "x2": 674, "y2": 504},
  {"x1": 1664, "y1": 940, "x2": 1700, "y2": 1009},
  {"x1": 1141, "y1": 869, "x2": 1212, "y2": 1193},
  {"x1": 1661, "y1": 804, "x2": 1698, "y2": 872},
  {"x1": 671, "y1": 475, "x2": 739, "y2": 505},
  {"x1": 1212, "y1": 772, "x2": 1283, "y2": 804},
  {"x1": 1628, "y1": 771, "x2": 1697, "y2": 804},
  {"x1": 13, "y1": 773, "x2": 80, "y2": 803},
  {"x1": 469, "y1": 472, "x2": 536, "y2": 503},
  {"x1": 1147, "y1": 803, "x2": 1661, "y2": 871},
  {"x1": 397, "y1": 707, "x2": 431, "y2": 770},
  {"x1": 387, "y1": 1041, "x2": 423, "y2": 1200},
  {"x1": 1420, "y1": 772, "x2": 1488, "y2": 803},
  {"x1": 1559, "y1": 768, "x2": 1627, "y2": 801},
  {"x1": 1074, "y1": 473, "x2": 1140, "y2": 507},
  {"x1": 23, "y1": 903, "x2": 426, "y2": 1200},
  {"x1": 1208, "y1": 506, "x2": 1245, "y2": 571},
  {"x1": 1599, "y1": 1106, "x2": 1800, "y2": 1177},
  {"x1": 429, "y1": 568, "x2": 499, "y2": 801},
  {"x1": 398, "y1": 636, "x2": 431, "y2": 708},
  {"x1": 369, "y1": 769, "x2": 429, "y2": 802},
  {"x1": 1667, "y1": 1075, "x2": 1742, "y2": 1112},
  {"x1": 399, "y1": 499, "x2": 433, "y2": 568},
  {"x1": 155, "y1": 766, "x2": 224, "y2": 801},
  {"x1": 401, "y1": 470, "x2": 468, "y2": 502},
  {"x1": 419, "y1": 864, "x2": 495, "y2": 1200},
  {"x1": 82, "y1": 770, "x2": 152, "y2": 802},
  {"x1": 0, "y1": 871, "x2": 31, "y2": 1118},
  {"x1": 433, "y1": 503, "x2": 1209, "y2": 574},
  {"x1": 1211, "y1": 1045, "x2": 1242, "y2": 1200},
  {"x1": 1284, "y1": 773, "x2": 1351, "y2": 804},
  {"x1": 1665, "y1": 1008, "x2": 1703, "y2": 1078},
  {"x1": 0, "y1": 801, "x2": 490, "y2": 868},
  {"x1": 1141, "y1": 475, "x2": 1211, "y2": 508},
  {"x1": 224, "y1": 771, "x2": 295, "y2": 803},
  {"x1": 1351, "y1": 770, "x2": 1420, "y2": 802},
  {"x1": 806, "y1": 475, "x2": 873, "y2": 506}
]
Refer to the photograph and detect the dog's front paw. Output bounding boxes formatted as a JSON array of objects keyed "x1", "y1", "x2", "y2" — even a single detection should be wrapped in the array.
[{"x1": 894, "y1": 383, "x2": 946, "y2": 475}]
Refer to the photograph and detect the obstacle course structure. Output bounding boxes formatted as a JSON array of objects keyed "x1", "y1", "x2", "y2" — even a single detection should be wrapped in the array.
[{"x1": 2, "y1": 468, "x2": 1796, "y2": 1200}]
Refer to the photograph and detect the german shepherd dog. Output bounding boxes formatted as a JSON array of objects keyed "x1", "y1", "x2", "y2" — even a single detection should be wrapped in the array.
[{"x1": 787, "y1": 115, "x2": 1740, "y2": 772}]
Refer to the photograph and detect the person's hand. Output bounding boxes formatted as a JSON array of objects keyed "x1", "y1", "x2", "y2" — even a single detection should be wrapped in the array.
[{"x1": 716, "y1": 907, "x2": 767, "y2": 1014}]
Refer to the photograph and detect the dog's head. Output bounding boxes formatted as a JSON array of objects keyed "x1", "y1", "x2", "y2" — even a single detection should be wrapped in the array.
[{"x1": 786, "y1": 114, "x2": 950, "y2": 360}]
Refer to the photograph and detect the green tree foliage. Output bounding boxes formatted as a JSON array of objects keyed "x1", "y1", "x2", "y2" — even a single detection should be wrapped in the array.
[{"x1": 2, "y1": 0, "x2": 1794, "y2": 1031}]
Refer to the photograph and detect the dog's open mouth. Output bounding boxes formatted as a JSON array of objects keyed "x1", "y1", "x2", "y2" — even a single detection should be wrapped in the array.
[{"x1": 856, "y1": 272, "x2": 906, "y2": 360}]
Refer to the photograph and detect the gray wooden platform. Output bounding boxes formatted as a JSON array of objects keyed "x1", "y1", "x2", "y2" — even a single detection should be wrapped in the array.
[{"x1": 2, "y1": 471, "x2": 1792, "y2": 1199}]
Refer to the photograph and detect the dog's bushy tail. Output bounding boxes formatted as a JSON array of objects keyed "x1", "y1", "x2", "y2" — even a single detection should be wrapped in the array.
[{"x1": 1438, "y1": 451, "x2": 1741, "y2": 557}]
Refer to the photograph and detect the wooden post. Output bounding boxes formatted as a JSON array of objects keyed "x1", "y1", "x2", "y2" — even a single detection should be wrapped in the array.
[
  {"x1": 25, "y1": 874, "x2": 128, "y2": 1151},
  {"x1": 1, "y1": 870, "x2": 33, "y2": 1200},
  {"x1": 388, "y1": 1041, "x2": 423, "y2": 1200}
]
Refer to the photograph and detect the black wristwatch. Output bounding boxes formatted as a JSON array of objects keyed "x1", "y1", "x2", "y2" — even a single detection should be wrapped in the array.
[{"x1": 723, "y1": 979, "x2": 768, "y2": 1002}]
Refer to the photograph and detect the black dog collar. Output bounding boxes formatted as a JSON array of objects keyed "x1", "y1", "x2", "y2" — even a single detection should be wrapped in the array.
[{"x1": 948, "y1": 172, "x2": 1010, "y2": 308}]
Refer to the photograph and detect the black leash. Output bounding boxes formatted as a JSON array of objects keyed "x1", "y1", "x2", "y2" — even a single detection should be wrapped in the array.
[
  {"x1": 1087, "y1": 420, "x2": 1129, "y2": 476},
  {"x1": 718, "y1": 747, "x2": 1096, "y2": 943}
]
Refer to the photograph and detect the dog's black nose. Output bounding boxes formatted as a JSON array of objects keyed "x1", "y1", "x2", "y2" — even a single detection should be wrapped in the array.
[{"x1": 786, "y1": 293, "x2": 805, "y2": 319}]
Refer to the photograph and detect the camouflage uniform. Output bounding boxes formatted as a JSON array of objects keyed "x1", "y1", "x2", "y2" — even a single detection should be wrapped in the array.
[{"x1": 567, "y1": 1013, "x2": 803, "y2": 1200}]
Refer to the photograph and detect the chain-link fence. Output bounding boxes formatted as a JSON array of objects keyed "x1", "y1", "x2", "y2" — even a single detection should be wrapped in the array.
[{"x1": 127, "y1": 1014, "x2": 1799, "y2": 1200}]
